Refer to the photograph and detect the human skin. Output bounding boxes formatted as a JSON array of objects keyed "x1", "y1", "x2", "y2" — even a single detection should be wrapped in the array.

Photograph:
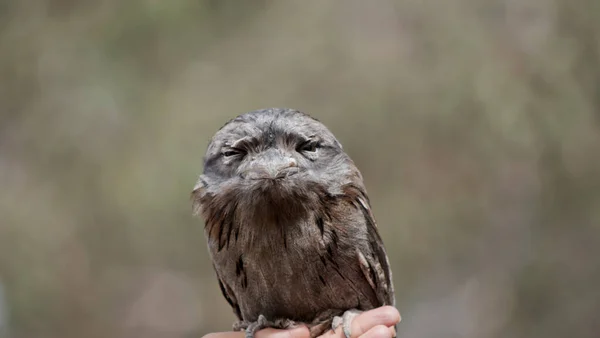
[{"x1": 202, "y1": 306, "x2": 401, "y2": 338}]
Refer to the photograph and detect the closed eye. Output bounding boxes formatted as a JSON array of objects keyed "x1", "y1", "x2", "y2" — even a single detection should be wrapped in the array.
[
  {"x1": 221, "y1": 147, "x2": 246, "y2": 158},
  {"x1": 297, "y1": 139, "x2": 320, "y2": 153}
]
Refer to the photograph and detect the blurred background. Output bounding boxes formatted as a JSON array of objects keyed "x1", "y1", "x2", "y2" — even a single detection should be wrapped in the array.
[{"x1": 1, "y1": 0, "x2": 599, "y2": 337}]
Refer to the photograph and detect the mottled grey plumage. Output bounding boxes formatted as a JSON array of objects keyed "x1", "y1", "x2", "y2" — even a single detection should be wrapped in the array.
[{"x1": 192, "y1": 108, "x2": 395, "y2": 337}]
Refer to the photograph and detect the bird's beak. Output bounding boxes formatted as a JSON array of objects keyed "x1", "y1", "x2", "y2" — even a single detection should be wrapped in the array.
[{"x1": 244, "y1": 150, "x2": 298, "y2": 180}]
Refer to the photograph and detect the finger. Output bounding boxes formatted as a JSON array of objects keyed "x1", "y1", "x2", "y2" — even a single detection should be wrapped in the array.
[
  {"x1": 318, "y1": 325, "x2": 395, "y2": 338},
  {"x1": 358, "y1": 325, "x2": 395, "y2": 338},
  {"x1": 351, "y1": 306, "x2": 401, "y2": 337},
  {"x1": 319, "y1": 327, "x2": 340, "y2": 338},
  {"x1": 203, "y1": 332, "x2": 243, "y2": 338},
  {"x1": 255, "y1": 326, "x2": 311, "y2": 338}
]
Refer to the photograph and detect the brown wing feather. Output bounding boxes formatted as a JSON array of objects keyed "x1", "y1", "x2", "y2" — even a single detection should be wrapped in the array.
[
  {"x1": 343, "y1": 184, "x2": 395, "y2": 307},
  {"x1": 214, "y1": 264, "x2": 243, "y2": 320}
]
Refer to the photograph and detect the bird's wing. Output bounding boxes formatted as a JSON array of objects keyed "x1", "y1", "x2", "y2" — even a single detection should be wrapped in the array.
[
  {"x1": 214, "y1": 264, "x2": 243, "y2": 320},
  {"x1": 342, "y1": 184, "x2": 395, "y2": 307}
]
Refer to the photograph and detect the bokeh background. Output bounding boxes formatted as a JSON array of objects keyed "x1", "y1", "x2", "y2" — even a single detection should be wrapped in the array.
[{"x1": 1, "y1": 0, "x2": 600, "y2": 337}]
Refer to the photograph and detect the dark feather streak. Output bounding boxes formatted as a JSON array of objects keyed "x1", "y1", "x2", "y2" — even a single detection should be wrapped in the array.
[
  {"x1": 316, "y1": 216, "x2": 325, "y2": 237},
  {"x1": 318, "y1": 274, "x2": 326, "y2": 285},
  {"x1": 235, "y1": 255, "x2": 244, "y2": 276},
  {"x1": 242, "y1": 273, "x2": 248, "y2": 289}
]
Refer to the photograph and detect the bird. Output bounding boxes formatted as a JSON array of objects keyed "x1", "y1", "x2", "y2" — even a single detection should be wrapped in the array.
[{"x1": 191, "y1": 108, "x2": 395, "y2": 338}]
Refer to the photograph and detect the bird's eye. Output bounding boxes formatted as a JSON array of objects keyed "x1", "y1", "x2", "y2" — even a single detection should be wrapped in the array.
[
  {"x1": 297, "y1": 140, "x2": 320, "y2": 153},
  {"x1": 222, "y1": 148, "x2": 245, "y2": 158}
]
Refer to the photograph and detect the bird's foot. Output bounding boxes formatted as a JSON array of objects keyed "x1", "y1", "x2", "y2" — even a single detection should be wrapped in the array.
[
  {"x1": 234, "y1": 315, "x2": 298, "y2": 338},
  {"x1": 332, "y1": 309, "x2": 362, "y2": 338}
]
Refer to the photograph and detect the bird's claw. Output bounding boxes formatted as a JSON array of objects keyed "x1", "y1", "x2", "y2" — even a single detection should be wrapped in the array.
[
  {"x1": 332, "y1": 309, "x2": 362, "y2": 338},
  {"x1": 234, "y1": 315, "x2": 298, "y2": 338}
]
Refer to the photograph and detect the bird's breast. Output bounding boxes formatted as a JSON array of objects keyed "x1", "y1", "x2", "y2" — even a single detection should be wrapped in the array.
[{"x1": 210, "y1": 220, "x2": 369, "y2": 322}]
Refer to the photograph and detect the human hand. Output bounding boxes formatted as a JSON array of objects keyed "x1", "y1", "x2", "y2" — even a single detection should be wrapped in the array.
[{"x1": 202, "y1": 306, "x2": 400, "y2": 338}]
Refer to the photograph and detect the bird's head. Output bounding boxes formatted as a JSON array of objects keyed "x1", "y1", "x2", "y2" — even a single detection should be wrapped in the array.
[{"x1": 192, "y1": 108, "x2": 362, "y2": 220}]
